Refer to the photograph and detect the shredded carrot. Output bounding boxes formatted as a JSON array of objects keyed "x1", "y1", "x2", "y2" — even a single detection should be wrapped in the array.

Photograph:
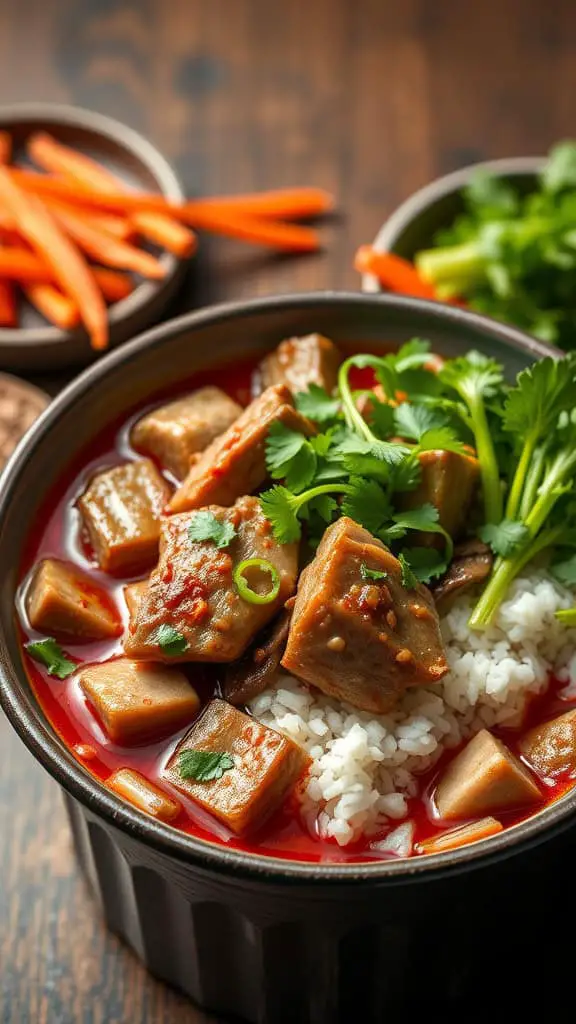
[
  {"x1": 0, "y1": 168, "x2": 108, "y2": 349},
  {"x1": 27, "y1": 133, "x2": 196, "y2": 256},
  {"x1": 354, "y1": 245, "x2": 437, "y2": 300},
  {"x1": 45, "y1": 200, "x2": 166, "y2": 279},
  {"x1": 92, "y1": 268, "x2": 133, "y2": 303},
  {"x1": 185, "y1": 209, "x2": 320, "y2": 251},
  {"x1": 416, "y1": 818, "x2": 503, "y2": 855},
  {"x1": 25, "y1": 283, "x2": 79, "y2": 329},
  {"x1": 0, "y1": 131, "x2": 16, "y2": 327}
]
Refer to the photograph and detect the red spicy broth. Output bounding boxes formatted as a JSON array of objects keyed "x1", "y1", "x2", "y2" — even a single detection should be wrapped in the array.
[{"x1": 17, "y1": 354, "x2": 576, "y2": 864}]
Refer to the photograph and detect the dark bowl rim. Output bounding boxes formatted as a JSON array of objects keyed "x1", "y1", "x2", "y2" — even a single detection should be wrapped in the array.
[
  {"x1": 0, "y1": 101, "x2": 186, "y2": 348},
  {"x1": 362, "y1": 155, "x2": 545, "y2": 294},
  {"x1": 0, "y1": 289, "x2": 571, "y2": 886}
]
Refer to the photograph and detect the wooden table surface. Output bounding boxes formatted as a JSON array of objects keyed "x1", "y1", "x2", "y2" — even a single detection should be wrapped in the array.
[{"x1": 2, "y1": 1, "x2": 576, "y2": 1020}]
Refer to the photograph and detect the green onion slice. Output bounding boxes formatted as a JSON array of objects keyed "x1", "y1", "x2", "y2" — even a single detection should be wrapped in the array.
[{"x1": 233, "y1": 558, "x2": 281, "y2": 605}]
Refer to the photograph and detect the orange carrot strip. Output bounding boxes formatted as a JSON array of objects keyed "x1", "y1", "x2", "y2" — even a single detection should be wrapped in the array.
[
  {"x1": 92, "y1": 268, "x2": 133, "y2": 303},
  {"x1": 186, "y1": 209, "x2": 320, "y2": 251},
  {"x1": 28, "y1": 132, "x2": 196, "y2": 255},
  {"x1": 0, "y1": 131, "x2": 16, "y2": 326},
  {"x1": 181, "y1": 187, "x2": 335, "y2": 220},
  {"x1": 25, "y1": 283, "x2": 79, "y2": 329},
  {"x1": 44, "y1": 200, "x2": 166, "y2": 279},
  {"x1": 0, "y1": 246, "x2": 132, "y2": 301},
  {"x1": 73, "y1": 209, "x2": 133, "y2": 241},
  {"x1": 0, "y1": 168, "x2": 108, "y2": 349},
  {"x1": 354, "y1": 245, "x2": 437, "y2": 300},
  {"x1": 416, "y1": 818, "x2": 503, "y2": 855}
]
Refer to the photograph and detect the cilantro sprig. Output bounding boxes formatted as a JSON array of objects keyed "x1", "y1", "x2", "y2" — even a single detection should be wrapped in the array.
[
  {"x1": 26, "y1": 637, "x2": 76, "y2": 679},
  {"x1": 178, "y1": 750, "x2": 235, "y2": 782},
  {"x1": 188, "y1": 511, "x2": 236, "y2": 549}
]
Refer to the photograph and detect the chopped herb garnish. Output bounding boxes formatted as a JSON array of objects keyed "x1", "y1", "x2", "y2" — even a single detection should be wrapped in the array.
[
  {"x1": 551, "y1": 553, "x2": 576, "y2": 587},
  {"x1": 178, "y1": 749, "x2": 235, "y2": 782},
  {"x1": 479, "y1": 519, "x2": 529, "y2": 558},
  {"x1": 153, "y1": 624, "x2": 189, "y2": 656},
  {"x1": 360, "y1": 563, "x2": 388, "y2": 582},
  {"x1": 188, "y1": 511, "x2": 236, "y2": 549},
  {"x1": 398, "y1": 553, "x2": 418, "y2": 590},
  {"x1": 294, "y1": 384, "x2": 340, "y2": 423},
  {"x1": 26, "y1": 637, "x2": 76, "y2": 679},
  {"x1": 400, "y1": 546, "x2": 448, "y2": 584},
  {"x1": 233, "y1": 558, "x2": 281, "y2": 605}
]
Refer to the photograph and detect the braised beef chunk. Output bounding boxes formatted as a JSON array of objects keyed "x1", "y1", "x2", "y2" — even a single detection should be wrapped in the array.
[
  {"x1": 519, "y1": 709, "x2": 576, "y2": 778},
  {"x1": 399, "y1": 449, "x2": 480, "y2": 546},
  {"x1": 223, "y1": 606, "x2": 293, "y2": 705},
  {"x1": 78, "y1": 459, "x2": 171, "y2": 574},
  {"x1": 107, "y1": 768, "x2": 182, "y2": 822},
  {"x1": 169, "y1": 385, "x2": 314, "y2": 514},
  {"x1": 432, "y1": 539, "x2": 493, "y2": 610},
  {"x1": 258, "y1": 334, "x2": 341, "y2": 395},
  {"x1": 124, "y1": 496, "x2": 298, "y2": 663},
  {"x1": 79, "y1": 657, "x2": 200, "y2": 744},
  {"x1": 163, "y1": 699, "x2": 310, "y2": 835},
  {"x1": 26, "y1": 558, "x2": 121, "y2": 641},
  {"x1": 435, "y1": 729, "x2": 541, "y2": 820},
  {"x1": 131, "y1": 387, "x2": 242, "y2": 480},
  {"x1": 281, "y1": 517, "x2": 448, "y2": 714},
  {"x1": 123, "y1": 579, "x2": 148, "y2": 629}
]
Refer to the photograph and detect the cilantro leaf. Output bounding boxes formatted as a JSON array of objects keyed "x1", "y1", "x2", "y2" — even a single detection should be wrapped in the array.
[
  {"x1": 295, "y1": 384, "x2": 340, "y2": 423},
  {"x1": 400, "y1": 547, "x2": 447, "y2": 584},
  {"x1": 465, "y1": 171, "x2": 519, "y2": 215},
  {"x1": 342, "y1": 452, "x2": 390, "y2": 483},
  {"x1": 542, "y1": 141, "x2": 576, "y2": 194},
  {"x1": 309, "y1": 431, "x2": 333, "y2": 457},
  {"x1": 265, "y1": 422, "x2": 308, "y2": 475},
  {"x1": 394, "y1": 403, "x2": 447, "y2": 441},
  {"x1": 283, "y1": 445, "x2": 317, "y2": 493},
  {"x1": 478, "y1": 519, "x2": 529, "y2": 557},
  {"x1": 417, "y1": 427, "x2": 468, "y2": 455},
  {"x1": 383, "y1": 504, "x2": 453, "y2": 559},
  {"x1": 308, "y1": 494, "x2": 338, "y2": 522},
  {"x1": 439, "y1": 351, "x2": 504, "y2": 402},
  {"x1": 388, "y1": 454, "x2": 422, "y2": 492},
  {"x1": 551, "y1": 553, "x2": 576, "y2": 586},
  {"x1": 153, "y1": 624, "x2": 189, "y2": 657},
  {"x1": 502, "y1": 354, "x2": 576, "y2": 439},
  {"x1": 369, "y1": 400, "x2": 395, "y2": 438},
  {"x1": 360, "y1": 563, "x2": 388, "y2": 581},
  {"x1": 341, "y1": 477, "x2": 392, "y2": 535},
  {"x1": 178, "y1": 750, "x2": 235, "y2": 782},
  {"x1": 398, "y1": 553, "x2": 418, "y2": 589},
  {"x1": 259, "y1": 485, "x2": 301, "y2": 543},
  {"x1": 188, "y1": 511, "x2": 236, "y2": 549},
  {"x1": 370, "y1": 440, "x2": 411, "y2": 465},
  {"x1": 26, "y1": 637, "x2": 76, "y2": 679}
]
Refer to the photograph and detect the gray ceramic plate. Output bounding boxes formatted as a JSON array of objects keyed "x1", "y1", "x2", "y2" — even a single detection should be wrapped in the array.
[
  {"x1": 0, "y1": 103, "x2": 188, "y2": 371},
  {"x1": 361, "y1": 156, "x2": 544, "y2": 293}
]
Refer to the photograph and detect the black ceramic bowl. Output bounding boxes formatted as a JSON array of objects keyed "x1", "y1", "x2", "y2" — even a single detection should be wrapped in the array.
[
  {"x1": 361, "y1": 156, "x2": 544, "y2": 293},
  {"x1": 0, "y1": 293, "x2": 573, "y2": 1023}
]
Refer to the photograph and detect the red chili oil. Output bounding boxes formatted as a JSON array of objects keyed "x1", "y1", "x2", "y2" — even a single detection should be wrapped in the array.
[{"x1": 17, "y1": 355, "x2": 576, "y2": 864}]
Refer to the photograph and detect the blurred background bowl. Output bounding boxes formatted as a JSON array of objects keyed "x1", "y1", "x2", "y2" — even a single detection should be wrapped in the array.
[
  {"x1": 360, "y1": 157, "x2": 545, "y2": 294},
  {"x1": 0, "y1": 103, "x2": 187, "y2": 371}
]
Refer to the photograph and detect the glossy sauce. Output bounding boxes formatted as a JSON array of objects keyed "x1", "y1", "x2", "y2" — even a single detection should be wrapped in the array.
[{"x1": 18, "y1": 356, "x2": 576, "y2": 863}]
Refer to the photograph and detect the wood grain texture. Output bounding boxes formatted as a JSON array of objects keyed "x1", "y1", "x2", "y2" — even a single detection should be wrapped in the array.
[{"x1": 2, "y1": 0, "x2": 576, "y2": 1020}]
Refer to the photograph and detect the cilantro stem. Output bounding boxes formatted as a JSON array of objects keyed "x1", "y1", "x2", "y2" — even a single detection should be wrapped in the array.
[
  {"x1": 518, "y1": 444, "x2": 546, "y2": 522},
  {"x1": 468, "y1": 393, "x2": 502, "y2": 523},
  {"x1": 292, "y1": 482, "x2": 352, "y2": 512},
  {"x1": 525, "y1": 448, "x2": 576, "y2": 535},
  {"x1": 416, "y1": 241, "x2": 486, "y2": 288},
  {"x1": 505, "y1": 435, "x2": 538, "y2": 521},
  {"x1": 469, "y1": 524, "x2": 564, "y2": 629},
  {"x1": 338, "y1": 356, "x2": 381, "y2": 445}
]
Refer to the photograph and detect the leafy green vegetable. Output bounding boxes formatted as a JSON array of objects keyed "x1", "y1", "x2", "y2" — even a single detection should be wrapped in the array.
[
  {"x1": 398, "y1": 553, "x2": 418, "y2": 589},
  {"x1": 188, "y1": 511, "x2": 236, "y2": 549},
  {"x1": 417, "y1": 427, "x2": 468, "y2": 456},
  {"x1": 341, "y1": 477, "x2": 391, "y2": 535},
  {"x1": 153, "y1": 624, "x2": 189, "y2": 657},
  {"x1": 400, "y1": 547, "x2": 447, "y2": 584},
  {"x1": 551, "y1": 553, "x2": 576, "y2": 586},
  {"x1": 26, "y1": 637, "x2": 76, "y2": 679},
  {"x1": 394, "y1": 402, "x2": 447, "y2": 440},
  {"x1": 415, "y1": 141, "x2": 576, "y2": 349},
  {"x1": 178, "y1": 750, "x2": 235, "y2": 782},
  {"x1": 259, "y1": 483, "x2": 349, "y2": 543},
  {"x1": 479, "y1": 519, "x2": 530, "y2": 557},
  {"x1": 295, "y1": 384, "x2": 340, "y2": 423},
  {"x1": 360, "y1": 563, "x2": 388, "y2": 581}
]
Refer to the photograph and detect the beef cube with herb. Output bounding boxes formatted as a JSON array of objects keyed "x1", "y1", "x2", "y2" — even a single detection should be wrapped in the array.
[
  {"x1": 124, "y1": 496, "x2": 298, "y2": 663},
  {"x1": 519, "y1": 709, "x2": 576, "y2": 779},
  {"x1": 79, "y1": 657, "x2": 200, "y2": 744},
  {"x1": 258, "y1": 333, "x2": 341, "y2": 396},
  {"x1": 168, "y1": 385, "x2": 314, "y2": 514},
  {"x1": 131, "y1": 387, "x2": 242, "y2": 480},
  {"x1": 398, "y1": 449, "x2": 479, "y2": 546},
  {"x1": 107, "y1": 768, "x2": 182, "y2": 822},
  {"x1": 79, "y1": 459, "x2": 171, "y2": 575},
  {"x1": 282, "y1": 516, "x2": 448, "y2": 714},
  {"x1": 26, "y1": 558, "x2": 121, "y2": 641},
  {"x1": 163, "y1": 698, "x2": 310, "y2": 835}
]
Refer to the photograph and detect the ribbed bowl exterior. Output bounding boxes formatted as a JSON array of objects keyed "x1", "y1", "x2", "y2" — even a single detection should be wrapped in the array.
[{"x1": 65, "y1": 792, "x2": 575, "y2": 1022}]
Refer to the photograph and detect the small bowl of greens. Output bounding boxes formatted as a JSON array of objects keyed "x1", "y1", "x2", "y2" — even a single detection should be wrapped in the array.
[{"x1": 360, "y1": 142, "x2": 576, "y2": 349}]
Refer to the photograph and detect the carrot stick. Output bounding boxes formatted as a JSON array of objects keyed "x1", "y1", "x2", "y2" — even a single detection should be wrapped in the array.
[
  {"x1": 92, "y1": 268, "x2": 133, "y2": 302},
  {"x1": 27, "y1": 132, "x2": 196, "y2": 254},
  {"x1": 73, "y1": 209, "x2": 133, "y2": 241},
  {"x1": 25, "y1": 283, "x2": 79, "y2": 329},
  {"x1": 0, "y1": 246, "x2": 131, "y2": 298},
  {"x1": 0, "y1": 131, "x2": 16, "y2": 326},
  {"x1": 184, "y1": 209, "x2": 320, "y2": 251},
  {"x1": 44, "y1": 200, "x2": 166, "y2": 278},
  {"x1": 180, "y1": 187, "x2": 335, "y2": 220},
  {"x1": 0, "y1": 168, "x2": 108, "y2": 349},
  {"x1": 354, "y1": 245, "x2": 437, "y2": 300}
]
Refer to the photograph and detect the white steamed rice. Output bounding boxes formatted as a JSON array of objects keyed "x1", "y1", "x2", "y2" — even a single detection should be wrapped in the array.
[{"x1": 249, "y1": 572, "x2": 576, "y2": 847}]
